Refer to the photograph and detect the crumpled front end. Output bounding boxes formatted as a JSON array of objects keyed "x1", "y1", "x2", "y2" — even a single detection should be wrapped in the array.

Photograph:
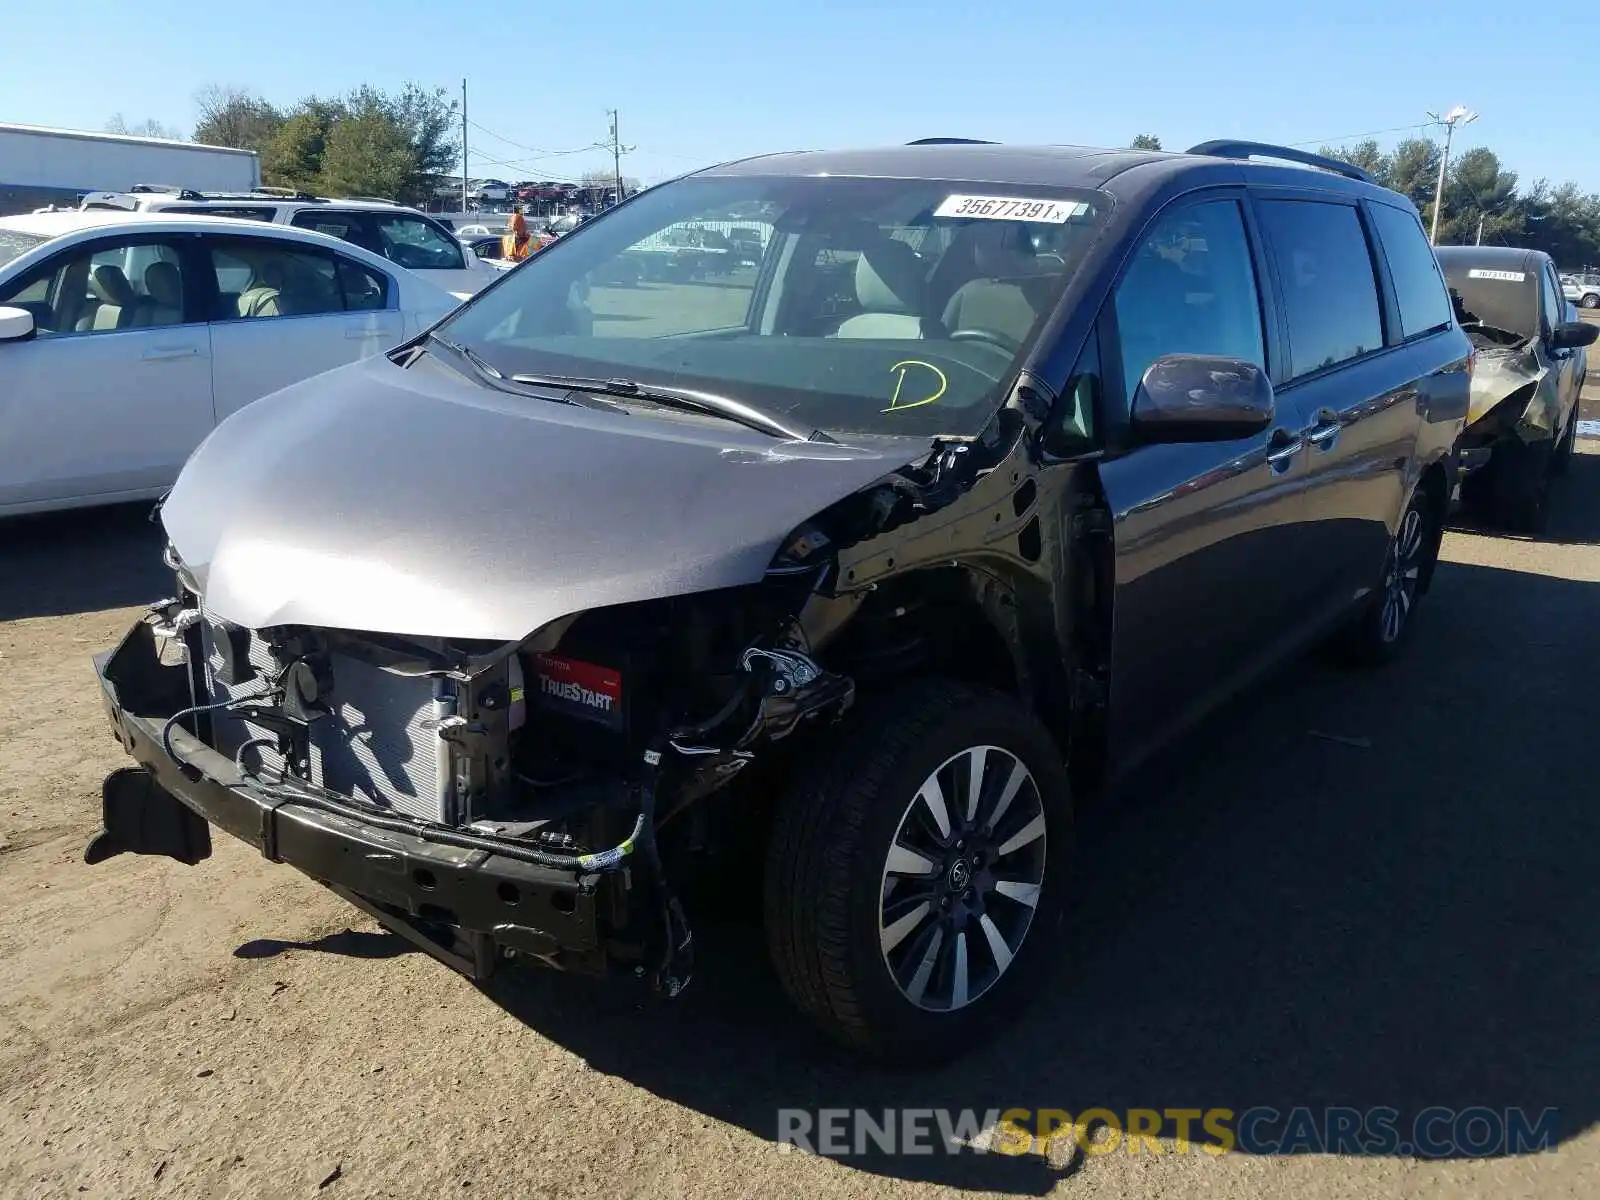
[
  {"x1": 1464, "y1": 336, "x2": 1554, "y2": 445},
  {"x1": 88, "y1": 545, "x2": 858, "y2": 993}
]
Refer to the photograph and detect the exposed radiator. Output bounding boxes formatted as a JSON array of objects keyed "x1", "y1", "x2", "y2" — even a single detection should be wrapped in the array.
[{"x1": 199, "y1": 615, "x2": 448, "y2": 824}]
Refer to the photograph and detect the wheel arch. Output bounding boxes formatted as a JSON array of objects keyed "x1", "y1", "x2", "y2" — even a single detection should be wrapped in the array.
[{"x1": 1415, "y1": 456, "x2": 1451, "y2": 594}]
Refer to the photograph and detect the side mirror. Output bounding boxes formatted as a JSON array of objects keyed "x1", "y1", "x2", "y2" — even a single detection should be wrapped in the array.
[
  {"x1": 1548, "y1": 321, "x2": 1598, "y2": 352},
  {"x1": 1130, "y1": 354, "x2": 1275, "y2": 444},
  {"x1": 0, "y1": 305, "x2": 36, "y2": 342}
]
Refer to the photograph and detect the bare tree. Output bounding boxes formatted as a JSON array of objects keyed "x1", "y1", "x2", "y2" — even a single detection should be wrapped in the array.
[
  {"x1": 192, "y1": 84, "x2": 283, "y2": 152},
  {"x1": 106, "y1": 114, "x2": 186, "y2": 140}
]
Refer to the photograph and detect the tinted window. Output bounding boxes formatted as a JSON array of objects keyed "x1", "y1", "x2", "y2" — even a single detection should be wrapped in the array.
[
  {"x1": 181, "y1": 205, "x2": 278, "y2": 222},
  {"x1": 1368, "y1": 203, "x2": 1452, "y2": 339},
  {"x1": 1113, "y1": 199, "x2": 1265, "y2": 404},
  {"x1": 290, "y1": 210, "x2": 383, "y2": 255},
  {"x1": 1256, "y1": 200, "x2": 1383, "y2": 380}
]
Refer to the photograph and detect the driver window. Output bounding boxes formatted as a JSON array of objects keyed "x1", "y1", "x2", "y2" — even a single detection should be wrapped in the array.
[
  {"x1": 1112, "y1": 199, "x2": 1265, "y2": 407},
  {"x1": 0, "y1": 238, "x2": 188, "y2": 335},
  {"x1": 1540, "y1": 266, "x2": 1564, "y2": 336}
]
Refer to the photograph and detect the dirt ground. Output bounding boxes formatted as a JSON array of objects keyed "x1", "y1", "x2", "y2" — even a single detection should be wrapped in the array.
[{"x1": 4, "y1": 446, "x2": 1600, "y2": 1198}]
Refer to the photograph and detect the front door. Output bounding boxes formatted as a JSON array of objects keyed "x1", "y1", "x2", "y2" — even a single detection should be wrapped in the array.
[
  {"x1": 1094, "y1": 194, "x2": 1314, "y2": 771},
  {"x1": 1540, "y1": 260, "x2": 1584, "y2": 426},
  {"x1": 200, "y1": 235, "x2": 403, "y2": 422},
  {"x1": 0, "y1": 234, "x2": 213, "y2": 512}
]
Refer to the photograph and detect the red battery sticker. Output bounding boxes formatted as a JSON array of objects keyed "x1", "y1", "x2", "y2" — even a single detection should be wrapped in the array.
[{"x1": 529, "y1": 653, "x2": 624, "y2": 729}]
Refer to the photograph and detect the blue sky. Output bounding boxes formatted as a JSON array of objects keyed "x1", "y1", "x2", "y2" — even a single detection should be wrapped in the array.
[{"x1": 4, "y1": 0, "x2": 1598, "y2": 192}]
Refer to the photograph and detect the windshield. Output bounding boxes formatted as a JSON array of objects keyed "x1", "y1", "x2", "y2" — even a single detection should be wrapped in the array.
[
  {"x1": 437, "y1": 175, "x2": 1110, "y2": 439},
  {"x1": 0, "y1": 229, "x2": 48, "y2": 273}
]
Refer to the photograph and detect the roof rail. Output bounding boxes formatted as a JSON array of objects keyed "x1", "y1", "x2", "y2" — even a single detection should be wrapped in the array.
[
  {"x1": 906, "y1": 137, "x2": 998, "y2": 145},
  {"x1": 1185, "y1": 140, "x2": 1375, "y2": 185},
  {"x1": 249, "y1": 186, "x2": 321, "y2": 201},
  {"x1": 341, "y1": 195, "x2": 401, "y2": 205},
  {"x1": 130, "y1": 184, "x2": 205, "y2": 199}
]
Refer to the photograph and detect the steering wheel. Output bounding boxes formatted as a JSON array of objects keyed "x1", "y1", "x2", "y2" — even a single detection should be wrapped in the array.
[{"x1": 949, "y1": 328, "x2": 1019, "y2": 353}]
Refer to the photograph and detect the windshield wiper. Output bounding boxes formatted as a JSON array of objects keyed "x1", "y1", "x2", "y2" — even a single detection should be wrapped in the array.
[
  {"x1": 509, "y1": 372, "x2": 833, "y2": 442},
  {"x1": 425, "y1": 333, "x2": 628, "y2": 413}
]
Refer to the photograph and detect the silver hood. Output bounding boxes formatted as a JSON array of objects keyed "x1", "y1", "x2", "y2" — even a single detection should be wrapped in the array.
[{"x1": 161, "y1": 353, "x2": 924, "y2": 641}]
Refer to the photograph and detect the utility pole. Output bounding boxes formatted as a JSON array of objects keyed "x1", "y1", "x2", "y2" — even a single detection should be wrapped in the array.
[
  {"x1": 1476, "y1": 211, "x2": 1485, "y2": 246},
  {"x1": 602, "y1": 109, "x2": 635, "y2": 205},
  {"x1": 1427, "y1": 104, "x2": 1478, "y2": 246},
  {"x1": 460, "y1": 78, "x2": 469, "y2": 214}
]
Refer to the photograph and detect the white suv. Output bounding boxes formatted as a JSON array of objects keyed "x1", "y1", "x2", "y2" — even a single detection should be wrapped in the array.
[
  {"x1": 1561, "y1": 272, "x2": 1600, "y2": 310},
  {"x1": 79, "y1": 187, "x2": 500, "y2": 298}
]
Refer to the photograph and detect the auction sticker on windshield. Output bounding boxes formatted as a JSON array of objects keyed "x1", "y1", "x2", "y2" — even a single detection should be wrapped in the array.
[
  {"x1": 935, "y1": 195, "x2": 1088, "y2": 223},
  {"x1": 1467, "y1": 268, "x2": 1527, "y2": 282}
]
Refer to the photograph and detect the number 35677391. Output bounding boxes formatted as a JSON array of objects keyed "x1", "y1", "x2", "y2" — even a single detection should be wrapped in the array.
[{"x1": 934, "y1": 194, "x2": 1079, "y2": 224}]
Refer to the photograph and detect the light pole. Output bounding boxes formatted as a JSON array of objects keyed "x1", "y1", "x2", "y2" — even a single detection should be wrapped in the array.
[{"x1": 1427, "y1": 105, "x2": 1477, "y2": 246}]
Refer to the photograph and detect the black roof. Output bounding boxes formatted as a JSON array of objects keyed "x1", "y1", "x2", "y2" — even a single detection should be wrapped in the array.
[
  {"x1": 701, "y1": 143, "x2": 1158, "y2": 187},
  {"x1": 1434, "y1": 245, "x2": 1549, "y2": 271},
  {"x1": 695, "y1": 141, "x2": 1400, "y2": 206}
]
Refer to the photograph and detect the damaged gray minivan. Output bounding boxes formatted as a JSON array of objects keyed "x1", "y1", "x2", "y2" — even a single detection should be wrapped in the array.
[
  {"x1": 89, "y1": 139, "x2": 1471, "y2": 1060},
  {"x1": 1435, "y1": 245, "x2": 1595, "y2": 532}
]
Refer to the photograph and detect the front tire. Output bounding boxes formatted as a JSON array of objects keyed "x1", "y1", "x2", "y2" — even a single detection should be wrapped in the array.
[
  {"x1": 1490, "y1": 440, "x2": 1554, "y2": 533},
  {"x1": 764, "y1": 681, "x2": 1071, "y2": 1063},
  {"x1": 1581, "y1": 293, "x2": 1599, "y2": 310},
  {"x1": 1552, "y1": 410, "x2": 1578, "y2": 477}
]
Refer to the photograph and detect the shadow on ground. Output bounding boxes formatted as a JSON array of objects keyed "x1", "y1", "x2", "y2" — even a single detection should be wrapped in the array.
[
  {"x1": 463, "y1": 552, "x2": 1600, "y2": 1192},
  {"x1": 234, "y1": 928, "x2": 415, "y2": 962},
  {"x1": 0, "y1": 501, "x2": 168, "y2": 620}
]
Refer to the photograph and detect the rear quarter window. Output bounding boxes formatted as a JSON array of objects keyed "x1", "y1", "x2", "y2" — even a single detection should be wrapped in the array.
[
  {"x1": 1368, "y1": 203, "x2": 1453, "y2": 339},
  {"x1": 1255, "y1": 199, "x2": 1384, "y2": 381}
]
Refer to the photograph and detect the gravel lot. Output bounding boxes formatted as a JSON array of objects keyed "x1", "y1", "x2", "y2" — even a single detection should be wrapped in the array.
[{"x1": 3, "y1": 396, "x2": 1600, "y2": 1197}]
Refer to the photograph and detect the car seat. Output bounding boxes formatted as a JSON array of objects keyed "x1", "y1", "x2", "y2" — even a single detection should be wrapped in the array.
[
  {"x1": 140, "y1": 261, "x2": 184, "y2": 326},
  {"x1": 832, "y1": 238, "x2": 931, "y2": 339},
  {"x1": 76, "y1": 265, "x2": 138, "y2": 331},
  {"x1": 236, "y1": 257, "x2": 288, "y2": 318},
  {"x1": 939, "y1": 224, "x2": 1050, "y2": 349}
]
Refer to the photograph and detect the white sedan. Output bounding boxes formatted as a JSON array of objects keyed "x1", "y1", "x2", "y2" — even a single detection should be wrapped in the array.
[{"x1": 0, "y1": 211, "x2": 459, "y2": 516}]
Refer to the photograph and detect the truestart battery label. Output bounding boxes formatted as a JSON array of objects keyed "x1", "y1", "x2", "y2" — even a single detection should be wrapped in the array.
[{"x1": 529, "y1": 653, "x2": 624, "y2": 730}]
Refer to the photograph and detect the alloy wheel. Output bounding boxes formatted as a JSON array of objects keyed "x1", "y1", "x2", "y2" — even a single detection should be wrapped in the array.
[
  {"x1": 1380, "y1": 505, "x2": 1426, "y2": 643},
  {"x1": 878, "y1": 745, "x2": 1047, "y2": 1012}
]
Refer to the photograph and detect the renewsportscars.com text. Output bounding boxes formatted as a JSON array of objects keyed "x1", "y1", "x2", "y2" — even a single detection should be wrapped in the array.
[{"x1": 776, "y1": 1106, "x2": 1560, "y2": 1158}]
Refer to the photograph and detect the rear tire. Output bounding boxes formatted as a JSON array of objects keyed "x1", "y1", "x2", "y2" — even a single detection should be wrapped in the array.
[
  {"x1": 764, "y1": 681, "x2": 1071, "y2": 1064},
  {"x1": 1582, "y1": 293, "x2": 1600, "y2": 310}
]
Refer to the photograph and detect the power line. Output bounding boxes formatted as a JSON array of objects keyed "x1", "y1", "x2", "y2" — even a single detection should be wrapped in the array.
[
  {"x1": 465, "y1": 119, "x2": 597, "y2": 159},
  {"x1": 1287, "y1": 121, "x2": 1436, "y2": 148}
]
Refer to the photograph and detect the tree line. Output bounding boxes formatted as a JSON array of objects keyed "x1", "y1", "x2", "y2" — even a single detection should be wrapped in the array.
[
  {"x1": 158, "y1": 84, "x2": 461, "y2": 207},
  {"x1": 1126, "y1": 133, "x2": 1600, "y2": 270}
]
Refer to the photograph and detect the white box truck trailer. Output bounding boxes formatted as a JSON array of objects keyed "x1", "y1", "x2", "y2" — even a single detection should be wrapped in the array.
[{"x1": 0, "y1": 122, "x2": 260, "y2": 215}]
